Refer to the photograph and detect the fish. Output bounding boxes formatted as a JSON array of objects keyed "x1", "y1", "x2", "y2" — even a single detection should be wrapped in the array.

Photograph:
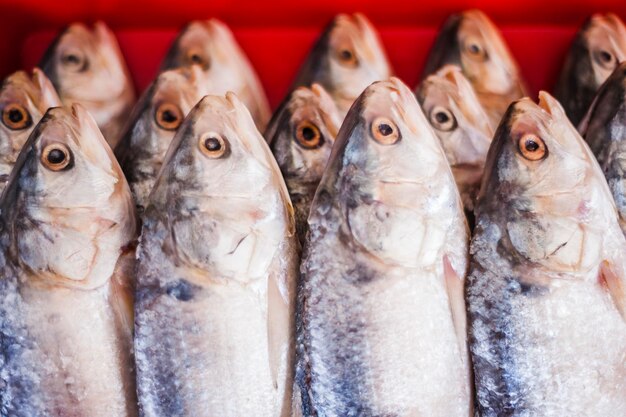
[
  {"x1": 554, "y1": 13, "x2": 626, "y2": 127},
  {"x1": 579, "y1": 62, "x2": 626, "y2": 236},
  {"x1": 40, "y1": 21, "x2": 136, "y2": 148},
  {"x1": 467, "y1": 91, "x2": 626, "y2": 417},
  {"x1": 115, "y1": 65, "x2": 209, "y2": 213},
  {"x1": 134, "y1": 93, "x2": 298, "y2": 417},
  {"x1": 265, "y1": 83, "x2": 341, "y2": 245},
  {"x1": 160, "y1": 19, "x2": 271, "y2": 131},
  {"x1": 416, "y1": 65, "x2": 493, "y2": 216},
  {"x1": 0, "y1": 68, "x2": 61, "y2": 192},
  {"x1": 0, "y1": 104, "x2": 138, "y2": 416},
  {"x1": 422, "y1": 9, "x2": 527, "y2": 128},
  {"x1": 291, "y1": 13, "x2": 392, "y2": 118},
  {"x1": 295, "y1": 77, "x2": 472, "y2": 417}
]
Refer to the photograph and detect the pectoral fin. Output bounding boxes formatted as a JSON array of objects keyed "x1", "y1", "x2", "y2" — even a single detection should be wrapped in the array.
[{"x1": 600, "y1": 260, "x2": 626, "y2": 320}]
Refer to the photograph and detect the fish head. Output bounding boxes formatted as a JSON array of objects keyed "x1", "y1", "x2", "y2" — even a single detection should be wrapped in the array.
[
  {"x1": 116, "y1": 65, "x2": 208, "y2": 208},
  {"x1": 582, "y1": 14, "x2": 626, "y2": 90},
  {"x1": 418, "y1": 65, "x2": 493, "y2": 169},
  {"x1": 160, "y1": 19, "x2": 270, "y2": 128},
  {"x1": 1, "y1": 104, "x2": 136, "y2": 289},
  {"x1": 266, "y1": 83, "x2": 341, "y2": 184},
  {"x1": 313, "y1": 77, "x2": 461, "y2": 268},
  {"x1": 580, "y1": 62, "x2": 626, "y2": 158},
  {"x1": 149, "y1": 93, "x2": 293, "y2": 280},
  {"x1": 0, "y1": 69, "x2": 61, "y2": 177},
  {"x1": 425, "y1": 10, "x2": 524, "y2": 97},
  {"x1": 479, "y1": 92, "x2": 615, "y2": 272},
  {"x1": 40, "y1": 21, "x2": 134, "y2": 106},
  {"x1": 294, "y1": 13, "x2": 391, "y2": 112}
]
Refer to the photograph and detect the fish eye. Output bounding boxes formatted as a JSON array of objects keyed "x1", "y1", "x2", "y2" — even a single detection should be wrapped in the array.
[
  {"x1": 60, "y1": 49, "x2": 87, "y2": 72},
  {"x1": 155, "y1": 103, "x2": 184, "y2": 131},
  {"x1": 463, "y1": 38, "x2": 487, "y2": 61},
  {"x1": 2, "y1": 104, "x2": 32, "y2": 130},
  {"x1": 429, "y1": 106, "x2": 457, "y2": 132},
  {"x1": 371, "y1": 117, "x2": 400, "y2": 145},
  {"x1": 593, "y1": 49, "x2": 616, "y2": 69},
  {"x1": 295, "y1": 120, "x2": 323, "y2": 149},
  {"x1": 187, "y1": 50, "x2": 209, "y2": 69},
  {"x1": 41, "y1": 143, "x2": 72, "y2": 171},
  {"x1": 335, "y1": 47, "x2": 358, "y2": 67},
  {"x1": 199, "y1": 132, "x2": 228, "y2": 158},
  {"x1": 518, "y1": 133, "x2": 547, "y2": 161}
]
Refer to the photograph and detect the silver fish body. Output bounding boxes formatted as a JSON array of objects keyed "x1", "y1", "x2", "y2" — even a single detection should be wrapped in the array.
[
  {"x1": 265, "y1": 83, "x2": 341, "y2": 244},
  {"x1": 291, "y1": 13, "x2": 392, "y2": 118},
  {"x1": 115, "y1": 65, "x2": 209, "y2": 212},
  {"x1": 295, "y1": 78, "x2": 471, "y2": 417},
  {"x1": 40, "y1": 21, "x2": 136, "y2": 147},
  {"x1": 422, "y1": 10, "x2": 527, "y2": 129},
  {"x1": 134, "y1": 93, "x2": 297, "y2": 417},
  {"x1": 0, "y1": 68, "x2": 61, "y2": 193},
  {"x1": 160, "y1": 19, "x2": 271, "y2": 131},
  {"x1": 468, "y1": 92, "x2": 626, "y2": 416},
  {"x1": 0, "y1": 104, "x2": 138, "y2": 416},
  {"x1": 555, "y1": 14, "x2": 626, "y2": 126},
  {"x1": 416, "y1": 65, "x2": 493, "y2": 215}
]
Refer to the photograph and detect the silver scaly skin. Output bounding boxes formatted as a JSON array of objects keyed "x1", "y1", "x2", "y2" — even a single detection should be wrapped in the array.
[
  {"x1": 0, "y1": 104, "x2": 137, "y2": 416},
  {"x1": 295, "y1": 77, "x2": 472, "y2": 417},
  {"x1": 134, "y1": 93, "x2": 298, "y2": 417},
  {"x1": 468, "y1": 92, "x2": 626, "y2": 416}
]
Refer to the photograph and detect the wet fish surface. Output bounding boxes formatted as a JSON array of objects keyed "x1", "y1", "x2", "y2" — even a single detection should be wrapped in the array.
[
  {"x1": 160, "y1": 19, "x2": 271, "y2": 131},
  {"x1": 265, "y1": 83, "x2": 341, "y2": 245},
  {"x1": 295, "y1": 78, "x2": 472, "y2": 417},
  {"x1": 40, "y1": 21, "x2": 136, "y2": 147},
  {"x1": 291, "y1": 13, "x2": 392, "y2": 118},
  {"x1": 555, "y1": 13, "x2": 626, "y2": 127},
  {"x1": 115, "y1": 65, "x2": 209, "y2": 213},
  {"x1": 0, "y1": 68, "x2": 61, "y2": 192},
  {"x1": 134, "y1": 93, "x2": 298, "y2": 417},
  {"x1": 0, "y1": 104, "x2": 138, "y2": 416},
  {"x1": 416, "y1": 65, "x2": 493, "y2": 216},
  {"x1": 422, "y1": 9, "x2": 527, "y2": 128},
  {"x1": 467, "y1": 91, "x2": 626, "y2": 417}
]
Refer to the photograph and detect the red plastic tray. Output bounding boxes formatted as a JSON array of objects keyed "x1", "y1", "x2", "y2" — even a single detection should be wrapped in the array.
[{"x1": 1, "y1": 0, "x2": 625, "y2": 108}]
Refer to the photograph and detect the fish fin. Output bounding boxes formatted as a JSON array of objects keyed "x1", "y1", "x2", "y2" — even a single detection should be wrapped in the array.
[
  {"x1": 443, "y1": 255, "x2": 469, "y2": 363},
  {"x1": 599, "y1": 260, "x2": 626, "y2": 320},
  {"x1": 267, "y1": 237, "x2": 298, "y2": 417},
  {"x1": 110, "y1": 246, "x2": 136, "y2": 334},
  {"x1": 444, "y1": 254, "x2": 474, "y2": 416}
]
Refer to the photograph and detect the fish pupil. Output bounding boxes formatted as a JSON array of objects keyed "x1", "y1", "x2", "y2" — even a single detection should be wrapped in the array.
[
  {"x1": 435, "y1": 112, "x2": 449, "y2": 124},
  {"x1": 469, "y1": 44, "x2": 481, "y2": 54},
  {"x1": 161, "y1": 110, "x2": 178, "y2": 123},
  {"x1": 600, "y1": 50, "x2": 613, "y2": 63},
  {"x1": 8, "y1": 109, "x2": 23, "y2": 123},
  {"x1": 378, "y1": 123, "x2": 393, "y2": 136},
  {"x1": 525, "y1": 140, "x2": 539, "y2": 152},
  {"x1": 205, "y1": 137, "x2": 221, "y2": 151},
  {"x1": 47, "y1": 149, "x2": 66, "y2": 164},
  {"x1": 302, "y1": 126, "x2": 316, "y2": 141},
  {"x1": 340, "y1": 50, "x2": 353, "y2": 61},
  {"x1": 62, "y1": 54, "x2": 81, "y2": 65}
]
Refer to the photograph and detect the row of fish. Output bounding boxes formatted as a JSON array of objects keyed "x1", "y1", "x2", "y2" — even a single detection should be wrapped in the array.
[{"x1": 0, "y1": 8, "x2": 624, "y2": 417}]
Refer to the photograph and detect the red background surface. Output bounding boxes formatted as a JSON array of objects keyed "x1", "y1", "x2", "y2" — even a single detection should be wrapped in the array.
[{"x1": 1, "y1": 0, "x2": 625, "y2": 108}]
